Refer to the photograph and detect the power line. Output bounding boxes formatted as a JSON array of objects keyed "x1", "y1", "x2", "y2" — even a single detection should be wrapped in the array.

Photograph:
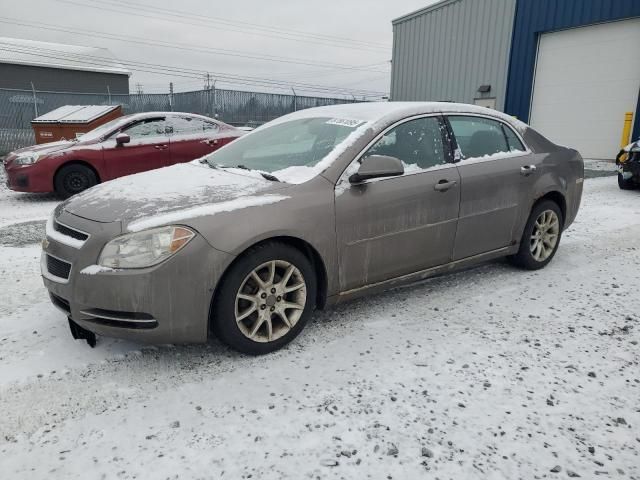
[
  {"x1": 0, "y1": 44, "x2": 387, "y2": 96},
  {"x1": 0, "y1": 16, "x2": 389, "y2": 74},
  {"x1": 108, "y1": 0, "x2": 389, "y2": 49},
  {"x1": 56, "y1": 0, "x2": 390, "y2": 53},
  {"x1": 0, "y1": 43, "x2": 389, "y2": 97}
]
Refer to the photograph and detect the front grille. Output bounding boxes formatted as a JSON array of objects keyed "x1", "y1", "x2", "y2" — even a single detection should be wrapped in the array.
[
  {"x1": 50, "y1": 293, "x2": 71, "y2": 314},
  {"x1": 53, "y1": 221, "x2": 89, "y2": 241},
  {"x1": 46, "y1": 254, "x2": 72, "y2": 279}
]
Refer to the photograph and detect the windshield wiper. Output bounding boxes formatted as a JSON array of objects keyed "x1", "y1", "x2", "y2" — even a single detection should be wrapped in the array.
[
  {"x1": 206, "y1": 163, "x2": 280, "y2": 181},
  {"x1": 260, "y1": 172, "x2": 280, "y2": 182},
  {"x1": 236, "y1": 165, "x2": 280, "y2": 182}
]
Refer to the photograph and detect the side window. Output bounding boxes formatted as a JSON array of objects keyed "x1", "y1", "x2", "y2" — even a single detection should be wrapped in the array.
[
  {"x1": 364, "y1": 117, "x2": 447, "y2": 173},
  {"x1": 502, "y1": 125, "x2": 526, "y2": 152},
  {"x1": 123, "y1": 118, "x2": 166, "y2": 139},
  {"x1": 448, "y1": 116, "x2": 513, "y2": 159},
  {"x1": 166, "y1": 117, "x2": 219, "y2": 135}
]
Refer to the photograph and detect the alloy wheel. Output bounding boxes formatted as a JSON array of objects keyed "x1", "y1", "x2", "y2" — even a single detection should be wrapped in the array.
[
  {"x1": 530, "y1": 209, "x2": 560, "y2": 262},
  {"x1": 235, "y1": 260, "x2": 307, "y2": 343}
]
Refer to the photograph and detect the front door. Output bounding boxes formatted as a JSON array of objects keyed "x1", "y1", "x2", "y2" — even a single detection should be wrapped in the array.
[
  {"x1": 447, "y1": 115, "x2": 538, "y2": 260},
  {"x1": 102, "y1": 117, "x2": 171, "y2": 180},
  {"x1": 335, "y1": 115, "x2": 461, "y2": 292}
]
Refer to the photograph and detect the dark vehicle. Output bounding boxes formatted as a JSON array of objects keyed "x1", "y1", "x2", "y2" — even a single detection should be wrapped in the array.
[
  {"x1": 4, "y1": 112, "x2": 244, "y2": 197},
  {"x1": 617, "y1": 140, "x2": 640, "y2": 190}
]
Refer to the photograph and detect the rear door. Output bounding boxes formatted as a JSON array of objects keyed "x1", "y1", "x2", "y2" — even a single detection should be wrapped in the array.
[
  {"x1": 165, "y1": 115, "x2": 226, "y2": 165},
  {"x1": 102, "y1": 117, "x2": 171, "y2": 179},
  {"x1": 446, "y1": 114, "x2": 537, "y2": 260},
  {"x1": 335, "y1": 115, "x2": 461, "y2": 292}
]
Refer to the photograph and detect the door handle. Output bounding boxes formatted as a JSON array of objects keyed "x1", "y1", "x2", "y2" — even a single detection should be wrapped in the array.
[
  {"x1": 434, "y1": 179, "x2": 457, "y2": 192},
  {"x1": 154, "y1": 144, "x2": 168, "y2": 150},
  {"x1": 520, "y1": 165, "x2": 537, "y2": 176}
]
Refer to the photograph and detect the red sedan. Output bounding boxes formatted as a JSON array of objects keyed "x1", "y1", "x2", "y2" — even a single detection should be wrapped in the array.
[{"x1": 3, "y1": 112, "x2": 244, "y2": 197}]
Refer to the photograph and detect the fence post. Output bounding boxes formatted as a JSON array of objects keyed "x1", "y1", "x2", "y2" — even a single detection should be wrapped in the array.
[
  {"x1": 169, "y1": 82, "x2": 174, "y2": 111},
  {"x1": 213, "y1": 80, "x2": 218, "y2": 118},
  {"x1": 291, "y1": 87, "x2": 297, "y2": 112},
  {"x1": 30, "y1": 82, "x2": 38, "y2": 117}
]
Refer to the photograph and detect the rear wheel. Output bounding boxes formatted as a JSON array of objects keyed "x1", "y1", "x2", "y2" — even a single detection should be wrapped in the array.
[
  {"x1": 618, "y1": 172, "x2": 636, "y2": 190},
  {"x1": 54, "y1": 164, "x2": 98, "y2": 198},
  {"x1": 212, "y1": 242, "x2": 317, "y2": 355},
  {"x1": 509, "y1": 200, "x2": 563, "y2": 270}
]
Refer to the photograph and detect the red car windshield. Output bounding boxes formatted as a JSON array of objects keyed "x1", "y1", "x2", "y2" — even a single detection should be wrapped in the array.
[{"x1": 77, "y1": 117, "x2": 132, "y2": 142}]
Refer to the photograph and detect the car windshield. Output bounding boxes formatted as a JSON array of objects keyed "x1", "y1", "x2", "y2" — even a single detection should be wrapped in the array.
[
  {"x1": 78, "y1": 117, "x2": 129, "y2": 142},
  {"x1": 205, "y1": 117, "x2": 363, "y2": 178}
]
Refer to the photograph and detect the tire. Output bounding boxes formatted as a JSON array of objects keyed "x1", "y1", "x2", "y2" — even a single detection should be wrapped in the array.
[
  {"x1": 509, "y1": 200, "x2": 564, "y2": 271},
  {"x1": 618, "y1": 172, "x2": 636, "y2": 190},
  {"x1": 212, "y1": 242, "x2": 317, "y2": 355},
  {"x1": 54, "y1": 164, "x2": 98, "y2": 198}
]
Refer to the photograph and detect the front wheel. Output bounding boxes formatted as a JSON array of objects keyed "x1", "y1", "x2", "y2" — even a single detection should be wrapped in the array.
[
  {"x1": 509, "y1": 200, "x2": 563, "y2": 270},
  {"x1": 212, "y1": 242, "x2": 317, "y2": 355},
  {"x1": 54, "y1": 164, "x2": 98, "y2": 198},
  {"x1": 618, "y1": 172, "x2": 636, "y2": 190}
]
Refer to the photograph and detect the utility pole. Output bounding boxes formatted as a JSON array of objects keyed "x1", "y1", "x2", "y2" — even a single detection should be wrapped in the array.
[
  {"x1": 204, "y1": 73, "x2": 212, "y2": 116},
  {"x1": 291, "y1": 87, "x2": 297, "y2": 112},
  {"x1": 135, "y1": 82, "x2": 144, "y2": 95},
  {"x1": 107, "y1": 85, "x2": 112, "y2": 105},
  {"x1": 30, "y1": 82, "x2": 38, "y2": 117},
  {"x1": 169, "y1": 82, "x2": 174, "y2": 111}
]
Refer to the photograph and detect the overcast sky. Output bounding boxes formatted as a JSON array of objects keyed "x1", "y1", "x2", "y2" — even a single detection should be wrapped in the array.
[{"x1": 2, "y1": 0, "x2": 437, "y2": 98}]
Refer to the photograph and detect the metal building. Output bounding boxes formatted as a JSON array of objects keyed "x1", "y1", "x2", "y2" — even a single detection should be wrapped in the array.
[
  {"x1": 0, "y1": 37, "x2": 130, "y2": 94},
  {"x1": 391, "y1": 0, "x2": 640, "y2": 160}
]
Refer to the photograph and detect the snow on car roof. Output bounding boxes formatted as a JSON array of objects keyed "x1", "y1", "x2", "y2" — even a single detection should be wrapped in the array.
[{"x1": 266, "y1": 101, "x2": 529, "y2": 133}]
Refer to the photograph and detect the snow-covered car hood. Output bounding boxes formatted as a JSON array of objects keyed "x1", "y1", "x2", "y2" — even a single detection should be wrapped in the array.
[
  {"x1": 62, "y1": 162, "x2": 289, "y2": 226},
  {"x1": 9, "y1": 140, "x2": 76, "y2": 158}
]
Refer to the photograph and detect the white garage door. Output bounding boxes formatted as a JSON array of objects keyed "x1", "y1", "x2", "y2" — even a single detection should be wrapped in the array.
[{"x1": 529, "y1": 18, "x2": 640, "y2": 160}]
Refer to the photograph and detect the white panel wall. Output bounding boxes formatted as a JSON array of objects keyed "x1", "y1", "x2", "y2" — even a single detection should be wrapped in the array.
[{"x1": 530, "y1": 18, "x2": 640, "y2": 160}]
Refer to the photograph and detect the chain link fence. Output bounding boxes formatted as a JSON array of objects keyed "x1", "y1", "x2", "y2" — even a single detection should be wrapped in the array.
[{"x1": 0, "y1": 87, "x2": 357, "y2": 154}]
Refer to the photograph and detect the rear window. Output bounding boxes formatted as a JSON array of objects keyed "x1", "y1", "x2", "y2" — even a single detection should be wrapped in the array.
[{"x1": 448, "y1": 116, "x2": 525, "y2": 159}]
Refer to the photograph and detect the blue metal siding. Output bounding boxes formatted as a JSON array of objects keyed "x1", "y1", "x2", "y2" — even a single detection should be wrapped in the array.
[{"x1": 505, "y1": 0, "x2": 640, "y2": 141}]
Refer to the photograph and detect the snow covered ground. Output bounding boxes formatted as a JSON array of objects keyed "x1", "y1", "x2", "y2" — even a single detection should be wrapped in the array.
[{"x1": 0, "y1": 171, "x2": 639, "y2": 479}]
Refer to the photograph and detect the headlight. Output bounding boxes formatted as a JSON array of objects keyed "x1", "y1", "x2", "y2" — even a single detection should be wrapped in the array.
[
  {"x1": 14, "y1": 153, "x2": 40, "y2": 165},
  {"x1": 98, "y1": 226, "x2": 195, "y2": 269}
]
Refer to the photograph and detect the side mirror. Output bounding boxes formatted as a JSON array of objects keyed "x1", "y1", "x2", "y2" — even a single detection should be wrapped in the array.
[
  {"x1": 349, "y1": 155, "x2": 404, "y2": 184},
  {"x1": 115, "y1": 133, "x2": 130, "y2": 146}
]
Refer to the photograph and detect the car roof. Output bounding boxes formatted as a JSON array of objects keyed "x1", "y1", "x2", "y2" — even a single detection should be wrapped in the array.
[
  {"x1": 123, "y1": 111, "x2": 218, "y2": 123},
  {"x1": 267, "y1": 101, "x2": 529, "y2": 134}
]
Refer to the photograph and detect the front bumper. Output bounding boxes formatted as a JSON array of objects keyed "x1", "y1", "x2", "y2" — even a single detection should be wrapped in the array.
[
  {"x1": 618, "y1": 160, "x2": 640, "y2": 179},
  {"x1": 4, "y1": 160, "x2": 54, "y2": 193},
  {"x1": 41, "y1": 210, "x2": 234, "y2": 344}
]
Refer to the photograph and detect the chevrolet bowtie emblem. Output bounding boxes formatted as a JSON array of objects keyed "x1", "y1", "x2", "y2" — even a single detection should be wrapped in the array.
[{"x1": 42, "y1": 238, "x2": 50, "y2": 250}]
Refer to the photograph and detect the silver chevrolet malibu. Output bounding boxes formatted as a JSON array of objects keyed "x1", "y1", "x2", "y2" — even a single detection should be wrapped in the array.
[{"x1": 42, "y1": 102, "x2": 584, "y2": 354}]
